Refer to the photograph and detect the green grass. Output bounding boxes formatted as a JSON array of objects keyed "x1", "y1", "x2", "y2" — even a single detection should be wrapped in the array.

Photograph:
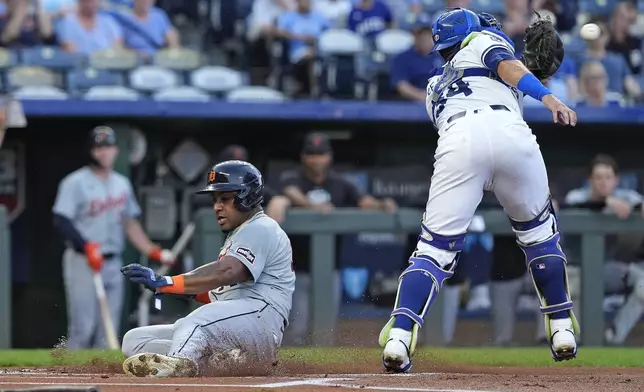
[{"x1": 0, "y1": 347, "x2": 643, "y2": 368}]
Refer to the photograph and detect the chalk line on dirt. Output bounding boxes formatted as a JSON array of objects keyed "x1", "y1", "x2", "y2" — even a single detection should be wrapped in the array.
[{"x1": 0, "y1": 380, "x2": 493, "y2": 392}]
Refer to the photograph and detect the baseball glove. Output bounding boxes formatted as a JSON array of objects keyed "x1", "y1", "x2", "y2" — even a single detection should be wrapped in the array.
[{"x1": 520, "y1": 10, "x2": 564, "y2": 80}]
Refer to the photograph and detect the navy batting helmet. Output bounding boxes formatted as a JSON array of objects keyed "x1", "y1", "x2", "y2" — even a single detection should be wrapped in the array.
[{"x1": 196, "y1": 160, "x2": 264, "y2": 211}]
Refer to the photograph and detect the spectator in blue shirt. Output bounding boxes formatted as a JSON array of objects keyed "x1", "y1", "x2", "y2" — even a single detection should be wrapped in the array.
[
  {"x1": 575, "y1": 61, "x2": 624, "y2": 108},
  {"x1": 390, "y1": 14, "x2": 443, "y2": 102},
  {"x1": 0, "y1": 0, "x2": 54, "y2": 49},
  {"x1": 347, "y1": 0, "x2": 392, "y2": 39},
  {"x1": 577, "y1": 20, "x2": 640, "y2": 99},
  {"x1": 277, "y1": 0, "x2": 329, "y2": 97},
  {"x1": 57, "y1": 0, "x2": 123, "y2": 53},
  {"x1": 109, "y1": 0, "x2": 179, "y2": 57}
]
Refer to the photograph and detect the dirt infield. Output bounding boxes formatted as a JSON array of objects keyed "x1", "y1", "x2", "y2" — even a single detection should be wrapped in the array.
[{"x1": 1, "y1": 361, "x2": 643, "y2": 392}]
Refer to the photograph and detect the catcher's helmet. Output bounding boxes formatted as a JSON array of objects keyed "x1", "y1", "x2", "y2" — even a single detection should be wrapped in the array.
[
  {"x1": 431, "y1": 8, "x2": 482, "y2": 53},
  {"x1": 196, "y1": 160, "x2": 264, "y2": 211}
]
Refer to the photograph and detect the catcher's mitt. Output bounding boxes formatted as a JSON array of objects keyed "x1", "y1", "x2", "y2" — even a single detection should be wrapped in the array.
[{"x1": 520, "y1": 10, "x2": 564, "y2": 80}]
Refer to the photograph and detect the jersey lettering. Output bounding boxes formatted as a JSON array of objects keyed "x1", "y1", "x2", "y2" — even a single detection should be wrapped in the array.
[{"x1": 434, "y1": 79, "x2": 473, "y2": 120}]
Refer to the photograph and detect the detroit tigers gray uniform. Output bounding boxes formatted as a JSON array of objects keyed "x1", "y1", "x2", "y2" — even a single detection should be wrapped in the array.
[
  {"x1": 122, "y1": 211, "x2": 294, "y2": 371},
  {"x1": 53, "y1": 166, "x2": 142, "y2": 349}
]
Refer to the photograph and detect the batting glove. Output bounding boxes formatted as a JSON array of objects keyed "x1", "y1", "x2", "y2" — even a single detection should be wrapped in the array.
[
  {"x1": 148, "y1": 246, "x2": 175, "y2": 265},
  {"x1": 121, "y1": 263, "x2": 173, "y2": 292},
  {"x1": 84, "y1": 242, "x2": 104, "y2": 272}
]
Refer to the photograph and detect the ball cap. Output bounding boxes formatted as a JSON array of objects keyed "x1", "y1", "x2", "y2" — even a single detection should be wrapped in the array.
[
  {"x1": 90, "y1": 126, "x2": 116, "y2": 148},
  {"x1": 302, "y1": 132, "x2": 332, "y2": 154}
]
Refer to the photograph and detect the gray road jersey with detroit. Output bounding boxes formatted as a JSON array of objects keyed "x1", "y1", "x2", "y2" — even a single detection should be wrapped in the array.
[
  {"x1": 52, "y1": 166, "x2": 142, "y2": 254},
  {"x1": 209, "y1": 211, "x2": 295, "y2": 323}
]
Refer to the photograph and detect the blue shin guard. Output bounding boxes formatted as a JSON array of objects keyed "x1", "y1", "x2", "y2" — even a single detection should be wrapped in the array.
[
  {"x1": 512, "y1": 206, "x2": 579, "y2": 358},
  {"x1": 378, "y1": 255, "x2": 456, "y2": 360}
]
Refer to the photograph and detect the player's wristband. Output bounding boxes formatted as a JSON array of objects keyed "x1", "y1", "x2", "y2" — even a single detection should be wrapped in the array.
[
  {"x1": 517, "y1": 73, "x2": 552, "y2": 101},
  {"x1": 158, "y1": 275, "x2": 185, "y2": 294}
]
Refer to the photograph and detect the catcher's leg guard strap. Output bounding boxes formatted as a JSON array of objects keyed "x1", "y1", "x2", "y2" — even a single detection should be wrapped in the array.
[
  {"x1": 391, "y1": 254, "x2": 457, "y2": 330},
  {"x1": 511, "y1": 200, "x2": 574, "y2": 320},
  {"x1": 519, "y1": 231, "x2": 572, "y2": 319}
]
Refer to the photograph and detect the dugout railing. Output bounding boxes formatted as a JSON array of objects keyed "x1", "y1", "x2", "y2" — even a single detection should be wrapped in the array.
[{"x1": 192, "y1": 208, "x2": 644, "y2": 347}]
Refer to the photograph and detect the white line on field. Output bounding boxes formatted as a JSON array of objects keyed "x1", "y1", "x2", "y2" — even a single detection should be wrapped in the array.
[
  {"x1": 324, "y1": 383, "x2": 496, "y2": 392},
  {"x1": 0, "y1": 380, "x2": 494, "y2": 392}
]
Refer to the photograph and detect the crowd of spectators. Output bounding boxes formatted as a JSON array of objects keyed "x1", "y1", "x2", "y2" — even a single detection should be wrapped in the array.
[
  {"x1": 0, "y1": 0, "x2": 642, "y2": 106},
  {"x1": 240, "y1": 0, "x2": 644, "y2": 106}
]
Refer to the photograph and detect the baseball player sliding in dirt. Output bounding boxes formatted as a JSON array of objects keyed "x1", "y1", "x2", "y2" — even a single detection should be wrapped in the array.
[
  {"x1": 120, "y1": 160, "x2": 294, "y2": 378},
  {"x1": 53, "y1": 126, "x2": 175, "y2": 349},
  {"x1": 379, "y1": 8, "x2": 579, "y2": 373}
]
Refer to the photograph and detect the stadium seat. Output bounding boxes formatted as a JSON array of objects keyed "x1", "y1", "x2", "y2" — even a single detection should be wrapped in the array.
[
  {"x1": 376, "y1": 29, "x2": 414, "y2": 55},
  {"x1": 153, "y1": 48, "x2": 202, "y2": 71},
  {"x1": 153, "y1": 86, "x2": 210, "y2": 102},
  {"x1": 226, "y1": 86, "x2": 285, "y2": 102},
  {"x1": 129, "y1": 66, "x2": 180, "y2": 92},
  {"x1": 317, "y1": 29, "x2": 365, "y2": 98},
  {"x1": 13, "y1": 86, "x2": 68, "y2": 100},
  {"x1": 639, "y1": 0, "x2": 644, "y2": 13},
  {"x1": 89, "y1": 48, "x2": 140, "y2": 71},
  {"x1": 7, "y1": 66, "x2": 57, "y2": 89},
  {"x1": 190, "y1": 66, "x2": 243, "y2": 95},
  {"x1": 84, "y1": 85, "x2": 140, "y2": 100},
  {"x1": 578, "y1": 0, "x2": 621, "y2": 15},
  {"x1": 0, "y1": 48, "x2": 17, "y2": 70},
  {"x1": 20, "y1": 47, "x2": 85, "y2": 70},
  {"x1": 318, "y1": 29, "x2": 365, "y2": 56},
  {"x1": 66, "y1": 68, "x2": 123, "y2": 95}
]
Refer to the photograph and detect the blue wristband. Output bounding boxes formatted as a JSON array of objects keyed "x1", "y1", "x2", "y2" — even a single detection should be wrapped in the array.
[{"x1": 517, "y1": 73, "x2": 552, "y2": 101}]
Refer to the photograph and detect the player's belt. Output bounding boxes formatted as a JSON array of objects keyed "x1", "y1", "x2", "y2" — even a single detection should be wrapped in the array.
[{"x1": 446, "y1": 104, "x2": 510, "y2": 124}]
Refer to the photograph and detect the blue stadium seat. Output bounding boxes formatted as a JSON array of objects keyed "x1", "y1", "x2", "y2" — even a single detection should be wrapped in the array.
[
  {"x1": 20, "y1": 47, "x2": 85, "y2": 70},
  {"x1": 66, "y1": 68, "x2": 123, "y2": 95},
  {"x1": 317, "y1": 29, "x2": 366, "y2": 99},
  {"x1": 470, "y1": 0, "x2": 505, "y2": 15},
  {"x1": 129, "y1": 65, "x2": 181, "y2": 93},
  {"x1": 579, "y1": 0, "x2": 621, "y2": 15},
  {"x1": 639, "y1": 0, "x2": 644, "y2": 13}
]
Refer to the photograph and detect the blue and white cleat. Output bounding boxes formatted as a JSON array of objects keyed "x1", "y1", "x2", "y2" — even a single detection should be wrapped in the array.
[
  {"x1": 379, "y1": 318, "x2": 418, "y2": 373},
  {"x1": 548, "y1": 318, "x2": 578, "y2": 362}
]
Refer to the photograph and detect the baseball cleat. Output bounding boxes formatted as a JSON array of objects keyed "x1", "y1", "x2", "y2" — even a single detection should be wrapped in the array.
[
  {"x1": 549, "y1": 318, "x2": 577, "y2": 362},
  {"x1": 123, "y1": 353, "x2": 198, "y2": 377},
  {"x1": 381, "y1": 327, "x2": 413, "y2": 373}
]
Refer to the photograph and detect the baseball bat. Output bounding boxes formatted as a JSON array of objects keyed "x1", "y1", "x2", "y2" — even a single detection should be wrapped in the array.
[
  {"x1": 93, "y1": 272, "x2": 120, "y2": 350},
  {"x1": 137, "y1": 222, "x2": 196, "y2": 326}
]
